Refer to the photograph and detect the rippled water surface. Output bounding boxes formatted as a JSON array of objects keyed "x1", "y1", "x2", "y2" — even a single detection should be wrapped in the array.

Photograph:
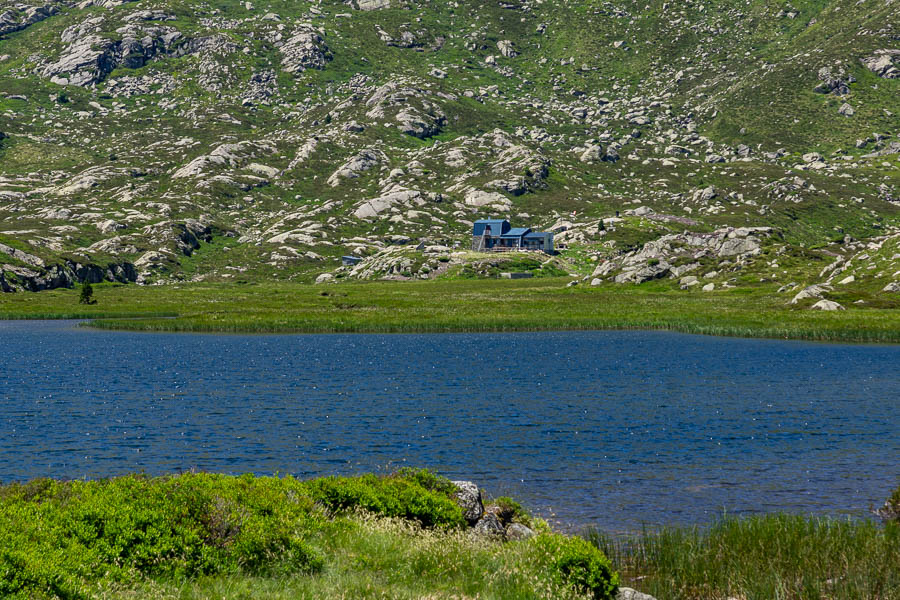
[{"x1": 2, "y1": 320, "x2": 898, "y2": 530}]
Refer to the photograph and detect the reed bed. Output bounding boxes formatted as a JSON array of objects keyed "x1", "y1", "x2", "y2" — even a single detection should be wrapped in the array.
[{"x1": 590, "y1": 514, "x2": 900, "y2": 600}]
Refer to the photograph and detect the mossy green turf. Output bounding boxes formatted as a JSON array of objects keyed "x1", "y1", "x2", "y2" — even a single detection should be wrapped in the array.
[
  {"x1": 0, "y1": 470, "x2": 618, "y2": 600},
  {"x1": 1, "y1": 278, "x2": 899, "y2": 342}
]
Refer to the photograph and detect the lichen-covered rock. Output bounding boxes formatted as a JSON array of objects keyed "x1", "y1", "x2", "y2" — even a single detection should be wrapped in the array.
[
  {"x1": 505, "y1": 522, "x2": 535, "y2": 540},
  {"x1": 861, "y1": 51, "x2": 900, "y2": 79},
  {"x1": 791, "y1": 284, "x2": 831, "y2": 304},
  {"x1": 451, "y1": 480, "x2": 484, "y2": 525},
  {"x1": 473, "y1": 512, "x2": 504, "y2": 536},
  {"x1": 580, "y1": 145, "x2": 605, "y2": 163},
  {"x1": 356, "y1": 0, "x2": 390, "y2": 9},
  {"x1": 811, "y1": 299, "x2": 844, "y2": 311},
  {"x1": 617, "y1": 588, "x2": 658, "y2": 600}
]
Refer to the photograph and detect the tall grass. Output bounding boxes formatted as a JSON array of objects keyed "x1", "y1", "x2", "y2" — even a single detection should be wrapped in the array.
[{"x1": 589, "y1": 514, "x2": 900, "y2": 600}]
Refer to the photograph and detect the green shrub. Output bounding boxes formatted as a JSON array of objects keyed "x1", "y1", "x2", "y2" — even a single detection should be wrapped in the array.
[
  {"x1": 490, "y1": 496, "x2": 531, "y2": 527},
  {"x1": 0, "y1": 474, "x2": 323, "y2": 598},
  {"x1": 392, "y1": 467, "x2": 457, "y2": 496},
  {"x1": 305, "y1": 472, "x2": 464, "y2": 529},
  {"x1": 532, "y1": 534, "x2": 619, "y2": 600}
]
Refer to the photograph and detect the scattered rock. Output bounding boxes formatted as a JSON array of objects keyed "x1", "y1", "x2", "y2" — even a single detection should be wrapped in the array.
[
  {"x1": 802, "y1": 152, "x2": 823, "y2": 163},
  {"x1": 860, "y1": 50, "x2": 900, "y2": 79},
  {"x1": 505, "y1": 523, "x2": 535, "y2": 541},
  {"x1": 473, "y1": 512, "x2": 505, "y2": 537},
  {"x1": 617, "y1": 588, "x2": 658, "y2": 600},
  {"x1": 791, "y1": 284, "x2": 831, "y2": 304},
  {"x1": 811, "y1": 299, "x2": 844, "y2": 311},
  {"x1": 327, "y1": 148, "x2": 386, "y2": 187},
  {"x1": 497, "y1": 40, "x2": 518, "y2": 58}
]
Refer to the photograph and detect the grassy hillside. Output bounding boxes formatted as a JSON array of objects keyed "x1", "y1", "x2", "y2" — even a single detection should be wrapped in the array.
[{"x1": 0, "y1": 0, "x2": 898, "y2": 305}]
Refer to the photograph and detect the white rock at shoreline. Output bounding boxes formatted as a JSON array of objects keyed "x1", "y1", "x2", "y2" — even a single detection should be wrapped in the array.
[{"x1": 617, "y1": 588, "x2": 657, "y2": 600}]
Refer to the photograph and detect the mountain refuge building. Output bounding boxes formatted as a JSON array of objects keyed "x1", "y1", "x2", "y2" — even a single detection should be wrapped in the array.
[{"x1": 471, "y1": 219, "x2": 554, "y2": 253}]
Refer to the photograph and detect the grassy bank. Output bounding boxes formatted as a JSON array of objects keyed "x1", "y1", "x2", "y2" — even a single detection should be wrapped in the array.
[
  {"x1": 591, "y1": 513, "x2": 900, "y2": 600},
  {"x1": 3, "y1": 472, "x2": 898, "y2": 600},
  {"x1": 0, "y1": 470, "x2": 617, "y2": 600},
  {"x1": 2, "y1": 278, "x2": 900, "y2": 342}
]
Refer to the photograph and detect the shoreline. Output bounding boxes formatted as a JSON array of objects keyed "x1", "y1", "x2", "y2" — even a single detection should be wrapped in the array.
[
  {"x1": 1, "y1": 279, "x2": 899, "y2": 343},
  {"x1": 4, "y1": 315, "x2": 900, "y2": 346}
]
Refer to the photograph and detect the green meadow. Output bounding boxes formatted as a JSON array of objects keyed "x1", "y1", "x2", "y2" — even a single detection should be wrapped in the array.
[{"x1": 1, "y1": 278, "x2": 899, "y2": 342}]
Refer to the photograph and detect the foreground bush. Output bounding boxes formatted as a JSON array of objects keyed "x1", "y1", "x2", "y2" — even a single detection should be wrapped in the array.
[
  {"x1": 0, "y1": 474, "x2": 323, "y2": 598},
  {"x1": 533, "y1": 534, "x2": 619, "y2": 599},
  {"x1": 305, "y1": 470, "x2": 464, "y2": 528},
  {"x1": 0, "y1": 471, "x2": 618, "y2": 600}
]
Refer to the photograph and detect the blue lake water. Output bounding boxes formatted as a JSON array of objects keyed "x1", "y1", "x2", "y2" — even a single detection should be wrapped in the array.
[{"x1": 1, "y1": 320, "x2": 898, "y2": 531}]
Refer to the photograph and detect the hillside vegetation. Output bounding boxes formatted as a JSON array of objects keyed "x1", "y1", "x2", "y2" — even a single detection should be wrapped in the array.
[{"x1": 0, "y1": 0, "x2": 898, "y2": 311}]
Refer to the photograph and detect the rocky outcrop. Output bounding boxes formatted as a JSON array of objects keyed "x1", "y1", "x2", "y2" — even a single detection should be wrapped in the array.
[
  {"x1": 279, "y1": 25, "x2": 331, "y2": 74},
  {"x1": 353, "y1": 189, "x2": 439, "y2": 220},
  {"x1": 473, "y1": 512, "x2": 505, "y2": 536},
  {"x1": 448, "y1": 480, "x2": 537, "y2": 541},
  {"x1": 327, "y1": 148, "x2": 387, "y2": 187},
  {"x1": 173, "y1": 141, "x2": 275, "y2": 179},
  {"x1": 40, "y1": 16, "x2": 189, "y2": 86},
  {"x1": 497, "y1": 40, "x2": 518, "y2": 58},
  {"x1": 0, "y1": 259, "x2": 136, "y2": 292},
  {"x1": 594, "y1": 227, "x2": 774, "y2": 285},
  {"x1": 861, "y1": 50, "x2": 900, "y2": 79},
  {"x1": 0, "y1": 3, "x2": 58, "y2": 38},
  {"x1": 364, "y1": 82, "x2": 446, "y2": 139}
]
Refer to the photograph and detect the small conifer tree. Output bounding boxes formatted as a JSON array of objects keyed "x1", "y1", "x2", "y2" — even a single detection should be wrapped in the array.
[{"x1": 79, "y1": 281, "x2": 94, "y2": 304}]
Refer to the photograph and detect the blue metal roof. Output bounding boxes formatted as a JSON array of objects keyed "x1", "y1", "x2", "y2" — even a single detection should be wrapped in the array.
[
  {"x1": 473, "y1": 219, "x2": 510, "y2": 236},
  {"x1": 500, "y1": 227, "x2": 531, "y2": 238},
  {"x1": 524, "y1": 231, "x2": 550, "y2": 239}
]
